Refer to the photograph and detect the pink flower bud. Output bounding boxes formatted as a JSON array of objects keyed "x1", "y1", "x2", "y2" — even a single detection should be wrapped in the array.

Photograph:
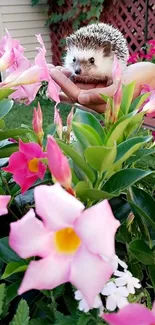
[
  {"x1": 47, "y1": 135, "x2": 72, "y2": 189},
  {"x1": 112, "y1": 55, "x2": 122, "y2": 83},
  {"x1": 112, "y1": 80, "x2": 122, "y2": 121},
  {"x1": 32, "y1": 102, "x2": 44, "y2": 145},
  {"x1": 54, "y1": 106, "x2": 63, "y2": 140}
]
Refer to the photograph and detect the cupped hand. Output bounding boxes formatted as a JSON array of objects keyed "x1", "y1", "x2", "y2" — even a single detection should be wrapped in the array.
[{"x1": 49, "y1": 62, "x2": 155, "y2": 113}]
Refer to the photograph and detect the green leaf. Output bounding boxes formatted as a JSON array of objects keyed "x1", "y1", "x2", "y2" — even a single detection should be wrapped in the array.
[
  {"x1": 148, "y1": 265, "x2": 155, "y2": 288},
  {"x1": 0, "y1": 119, "x2": 5, "y2": 129},
  {"x1": 126, "y1": 148, "x2": 155, "y2": 166},
  {"x1": 130, "y1": 186, "x2": 155, "y2": 230},
  {"x1": 10, "y1": 299, "x2": 29, "y2": 325},
  {"x1": 105, "y1": 112, "x2": 135, "y2": 146},
  {"x1": 75, "y1": 181, "x2": 90, "y2": 200},
  {"x1": 129, "y1": 92, "x2": 151, "y2": 112},
  {"x1": 6, "y1": 281, "x2": 20, "y2": 304},
  {"x1": 57, "y1": 141, "x2": 95, "y2": 183},
  {"x1": 0, "y1": 237, "x2": 24, "y2": 263},
  {"x1": 0, "y1": 128, "x2": 31, "y2": 141},
  {"x1": 1, "y1": 262, "x2": 27, "y2": 279},
  {"x1": 0, "y1": 88, "x2": 14, "y2": 100},
  {"x1": 77, "y1": 314, "x2": 92, "y2": 325},
  {"x1": 0, "y1": 99, "x2": 14, "y2": 118},
  {"x1": 125, "y1": 111, "x2": 145, "y2": 136},
  {"x1": 72, "y1": 122, "x2": 102, "y2": 146},
  {"x1": 120, "y1": 81, "x2": 136, "y2": 115},
  {"x1": 102, "y1": 169, "x2": 152, "y2": 194},
  {"x1": 0, "y1": 144, "x2": 18, "y2": 158},
  {"x1": 129, "y1": 239, "x2": 155, "y2": 265},
  {"x1": 43, "y1": 123, "x2": 56, "y2": 147},
  {"x1": 29, "y1": 320, "x2": 50, "y2": 325},
  {"x1": 0, "y1": 284, "x2": 6, "y2": 316},
  {"x1": 73, "y1": 109, "x2": 105, "y2": 142},
  {"x1": 85, "y1": 144, "x2": 117, "y2": 172},
  {"x1": 82, "y1": 189, "x2": 116, "y2": 201},
  {"x1": 114, "y1": 136, "x2": 152, "y2": 167}
]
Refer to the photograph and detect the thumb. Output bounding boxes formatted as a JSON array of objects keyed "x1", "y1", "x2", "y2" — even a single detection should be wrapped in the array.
[{"x1": 78, "y1": 84, "x2": 116, "y2": 106}]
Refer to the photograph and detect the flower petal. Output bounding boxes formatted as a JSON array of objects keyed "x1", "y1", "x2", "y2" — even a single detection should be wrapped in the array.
[
  {"x1": 35, "y1": 184, "x2": 84, "y2": 231},
  {"x1": 3, "y1": 151, "x2": 27, "y2": 173},
  {"x1": 13, "y1": 171, "x2": 37, "y2": 193},
  {"x1": 102, "y1": 282, "x2": 117, "y2": 296},
  {"x1": 9, "y1": 209, "x2": 52, "y2": 258},
  {"x1": 75, "y1": 200, "x2": 120, "y2": 259},
  {"x1": 18, "y1": 253, "x2": 71, "y2": 294},
  {"x1": 106, "y1": 295, "x2": 117, "y2": 311},
  {"x1": 103, "y1": 304, "x2": 155, "y2": 325},
  {"x1": 0, "y1": 195, "x2": 11, "y2": 216},
  {"x1": 70, "y1": 245, "x2": 112, "y2": 307},
  {"x1": 117, "y1": 296, "x2": 128, "y2": 309},
  {"x1": 19, "y1": 139, "x2": 43, "y2": 159}
]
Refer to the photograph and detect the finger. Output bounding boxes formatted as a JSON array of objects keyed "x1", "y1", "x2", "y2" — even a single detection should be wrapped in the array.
[
  {"x1": 59, "y1": 92, "x2": 74, "y2": 104},
  {"x1": 78, "y1": 84, "x2": 116, "y2": 106},
  {"x1": 49, "y1": 68, "x2": 80, "y2": 101}
]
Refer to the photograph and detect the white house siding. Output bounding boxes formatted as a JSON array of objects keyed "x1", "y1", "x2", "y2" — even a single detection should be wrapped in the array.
[{"x1": 0, "y1": 0, "x2": 52, "y2": 63}]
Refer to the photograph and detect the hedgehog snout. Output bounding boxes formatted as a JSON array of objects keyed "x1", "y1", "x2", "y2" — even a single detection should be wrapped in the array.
[{"x1": 75, "y1": 67, "x2": 81, "y2": 75}]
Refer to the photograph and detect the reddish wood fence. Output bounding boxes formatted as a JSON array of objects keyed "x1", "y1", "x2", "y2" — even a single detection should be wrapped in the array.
[{"x1": 50, "y1": 0, "x2": 155, "y2": 65}]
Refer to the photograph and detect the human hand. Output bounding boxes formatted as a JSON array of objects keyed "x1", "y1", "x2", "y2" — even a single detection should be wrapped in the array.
[{"x1": 49, "y1": 62, "x2": 155, "y2": 113}]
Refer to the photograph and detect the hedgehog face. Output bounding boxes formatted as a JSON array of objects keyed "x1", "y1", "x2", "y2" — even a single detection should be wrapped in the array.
[{"x1": 64, "y1": 47, "x2": 115, "y2": 78}]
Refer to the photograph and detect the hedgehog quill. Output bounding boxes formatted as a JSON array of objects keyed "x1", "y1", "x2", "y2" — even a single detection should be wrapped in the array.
[{"x1": 64, "y1": 23, "x2": 129, "y2": 85}]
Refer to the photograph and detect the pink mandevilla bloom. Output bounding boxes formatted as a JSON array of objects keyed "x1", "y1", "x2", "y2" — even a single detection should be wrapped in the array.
[
  {"x1": 47, "y1": 135, "x2": 72, "y2": 189},
  {"x1": 3, "y1": 139, "x2": 47, "y2": 193},
  {"x1": 0, "y1": 195, "x2": 11, "y2": 216},
  {"x1": 142, "y1": 93, "x2": 155, "y2": 118},
  {"x1": 32, "y1": 102, "x2": 44, "y2": 145},
  {"x1": 9, "y1": 183, "x2": 120, "y2": 307},
  {"x1": 103, "y1": 302, "x2": 155, "y2": 325},
  {"x1": 0, "y1": 30, "x2": 23, "y2": 71}
]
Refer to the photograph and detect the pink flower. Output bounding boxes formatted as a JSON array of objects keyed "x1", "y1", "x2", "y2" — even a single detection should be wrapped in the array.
[
  {"x1": 152, "y1": 131, "x2": 155, "y2": 141},
  {"x1": 1, "y1": 34, "x2": 60, "y2": 104},
  {"x1": 54, "y1": 107, "x2": 63, "y2": 139},
  {"x1": 3, "y1": 140, "x2": 47, "y2": 193},
  {"x1": 32, "y1": 102, "x2": 44, "y2": 145},
  {"x1": 9, "y1": 183, "x2": 120, "y2": 307},
  {"x1": 148, "y1": 40, "x2": 155, "y2": 47},
  {"x1": 0, "y1": 30, "x2": 18, "y2": 71},
  {"x1": 112, "y1": 55, "x2": 122, "y2": 83},
  {"x1": 47, "y1": 136, "x2": 72, "y2": 189},
  {"x1": 0, "y1": 195, "x2": 11, "y2": 216},
  {"x1": 128, "y1": 53, "x2": 139, "y2": 64},
  {"x1": 113, "y1": 80, "x2": 122, "y2": 121},
  {"x1": 103, "y1": 302, "x2": 155, "y2": 325},
  {"x1": 142, "y1": 93, "x2": 155, "y2": 118}
]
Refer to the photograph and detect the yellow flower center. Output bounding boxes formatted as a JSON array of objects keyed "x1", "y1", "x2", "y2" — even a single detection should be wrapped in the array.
[
  {"x1": 54, "y1": 227, "x2": 81, "y2": 254},
  {"x1": 28, "y1": 158, "x2": 39, "y2": 173}
]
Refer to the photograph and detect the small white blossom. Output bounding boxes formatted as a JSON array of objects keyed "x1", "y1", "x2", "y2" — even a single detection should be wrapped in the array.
[
  {"x1": 101, "y1": 282, "x2": 129, "y2": 311},
  {"x1": 114, "y1": 269, "x2": 141, "y2": 294},
  {"x1": 74, "y1": 290, "x2": 103, "y2": 313},
  {"x1": 112, "y1": 255, "x2": 128, "y2": 272}
]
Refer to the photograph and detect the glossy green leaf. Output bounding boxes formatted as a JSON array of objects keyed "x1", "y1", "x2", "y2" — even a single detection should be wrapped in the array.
[
  {"x1": 110, "y1": 196, "x2": 131, "y2": 223},
  {"x1": 73, "y1": 109, "x2": 105, "y2": 141},
  {"x1": 0, "y1": 144, "x2": 18, "y2": 158},
  {"x1": 125, "y1": 111, "x2": 145, "y2": 136},
  {"x1": 148, "y1": 265, "x2": 155, "y2": 288},
  {"x1": 72, "y1": 122, "x2": 102, "y2": 146},
  {"x1": 0, "y1": 118, "x2": 5, "y2": 129},
  {"x1": 0, "y1": 99, "x2": 14, "y2": 118},
  {"x1": 129, "y1": 92, "x2": 151, "y2": 112},
  {"x1": 0, "y1": 88, "x2": 14, "y2": 100},
  {"x1": 0, "y1": 128, "x2": 31, "y2": 141},
  {"x1": 114, "y1": 136, "x2": 152, "y2": 167},
  {"x1": 130, "y1": 186, "x2": 155, "y2": 230},
  {"x1": 0, "y1": 284, "x2": 6, "y2": 316},
  {"x1": 105, "y1": 112, "x2": 135, "y2": 146},
  {"x1": 0, "y1": 237, "x2": 23, "y2": 263},
  {"x1": 120, "y1": 81, "x2": 136, "y2": 115},
  {"x1": 102, "y1": 169, "x2": 152, "y2": 194},
  {"x1": 43, "y1": 123, "x2": 56, "y2": 147},
  {"x1": 6, "y1": 281, "x2": 20, "y2": 304},
  {"x1": 85, "y1": 144, "x2": 117, "y2": 172},
  {"x1": 129, "y1": 239, "x2": 155, "y2": 265},
  {"x1": 57, "y1": 141, "x2": 95, "y2": 183},
  {"x1": 1, "y1": 262, "x2": 27, "y2": 279},
  {"x1": 126, "y1": 148, "x2": 155, "y2": 166},
  {"x1": 81, "y1": 189, "x2": 115, "y2": 201},
  {"x1": 75, "y1": 181, "x2": 90, "y2": 200}
]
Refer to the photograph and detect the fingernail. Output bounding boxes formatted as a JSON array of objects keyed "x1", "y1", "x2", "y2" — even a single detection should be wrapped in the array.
[{"x1": 78, "y1": 93, "x2": 90, "y2": 104}]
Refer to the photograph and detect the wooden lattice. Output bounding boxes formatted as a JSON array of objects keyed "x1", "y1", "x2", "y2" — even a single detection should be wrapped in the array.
[{"x1": 50, "y1": 0, "x2": 155, "y2": 65}]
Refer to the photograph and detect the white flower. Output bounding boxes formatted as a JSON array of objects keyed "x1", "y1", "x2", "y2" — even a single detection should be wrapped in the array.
[
  {"x1": 101, "y1": 282, "x2": 129, "y2": 311},
  {"x1": 112, "y1": 255, "x2": 128, "y2": 272},
  {"x1": 74, "y1": 290, "x2": 103, "y2": 313},
  {"x1": 114, "y1": 269, "x2": 141, "y2": 294}
]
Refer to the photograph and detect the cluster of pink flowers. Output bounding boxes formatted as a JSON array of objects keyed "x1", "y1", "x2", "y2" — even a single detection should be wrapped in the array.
[
  {"x1": 0, "y1": 30, "x2": 60, "y2": 105},
  {"x1": 128, "y1": 39, "x2": 155, "y2": 64}
]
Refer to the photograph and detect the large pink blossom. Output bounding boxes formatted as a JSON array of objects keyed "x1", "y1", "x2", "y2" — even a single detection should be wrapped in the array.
[
  {"x1": 0, "y1": 30, "x2": 23, "y2": 71},
  {"x1": 3, "y1": 140, "x2": 47, "y2": 193},
  {"x1": 0, "y1": 195, "x2": 11, "y2": 216},
  {"x1": 9, "y1": 183, "x2": 120, "y2": 307},
  {"x1": 103, "y1": 302, "x2": 155, "y2": 325}
]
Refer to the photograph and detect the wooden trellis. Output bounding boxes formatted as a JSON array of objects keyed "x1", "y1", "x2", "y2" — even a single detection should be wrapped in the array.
[{"x1": 50, "y1": 0, "x2": 155, "y2": 65}]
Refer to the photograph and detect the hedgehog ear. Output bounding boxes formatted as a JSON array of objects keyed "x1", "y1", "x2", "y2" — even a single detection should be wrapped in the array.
[
  {"x1": 66, "y1": 37, "x2": 73, "y2": 49},
  {"x1": 102, "y1": 41, "x2": 111, "y2": 57}
]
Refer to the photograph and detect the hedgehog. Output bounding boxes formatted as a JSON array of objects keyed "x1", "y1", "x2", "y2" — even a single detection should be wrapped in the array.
[{"x1": 64, "y1": 23, "x2": 129, "y2": 84}]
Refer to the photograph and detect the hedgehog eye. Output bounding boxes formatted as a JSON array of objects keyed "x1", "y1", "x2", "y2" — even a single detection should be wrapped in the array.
[
  {"x1": 73, "y1": 57, "x2": 76, "y2": 63},
  {"x1": 89, "y1": 57, "x2": 95, "y2": 64}
]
